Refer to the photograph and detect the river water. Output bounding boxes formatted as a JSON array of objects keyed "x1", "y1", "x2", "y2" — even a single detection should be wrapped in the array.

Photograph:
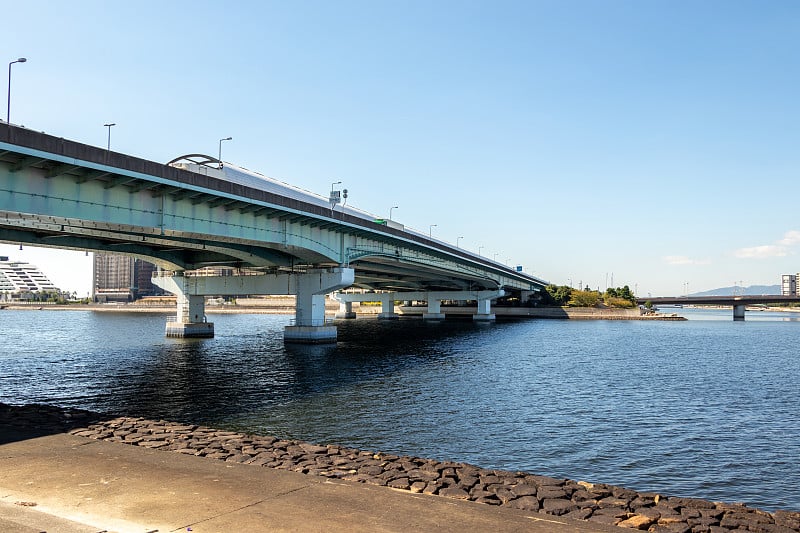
[{"x1": 0, "y1": 307, "x2": 798, "y2": 511}]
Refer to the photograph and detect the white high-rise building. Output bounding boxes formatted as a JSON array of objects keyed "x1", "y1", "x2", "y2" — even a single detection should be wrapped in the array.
[
  {"x1": 0, "y1": 256, "x2": 58, "y2": 295},
  {"x1": 781, "y1": 274, "x2": 797, "y2": 296}
]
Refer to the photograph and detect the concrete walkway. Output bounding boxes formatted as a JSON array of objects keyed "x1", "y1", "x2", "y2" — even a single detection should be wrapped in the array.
[{"x1": 0, "y1": 433, "x2": 621, "y2": 533}]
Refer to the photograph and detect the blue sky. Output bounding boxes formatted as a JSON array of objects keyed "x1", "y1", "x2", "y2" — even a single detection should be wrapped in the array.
[{"x1": 2, "y1": 0, "x2": 799, "y2": 297}]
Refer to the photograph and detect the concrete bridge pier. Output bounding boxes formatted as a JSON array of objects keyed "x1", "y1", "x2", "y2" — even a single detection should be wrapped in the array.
[
  {"x1": 163, "y1": 275, "x2": 214, "y2": 338},
  {"x1": 335, "y1": 300, "x2": 357, "y2": 319},
  {"x1": 284, "y1": 268, "x2": 355, "y2": 344},
  {"x1": 473, "y1": 298, "x2": 496, "y2": 322},
  {"x1": 422, "y1": 299, "x2": 446, "y2": 321},
  {"x1": 733, "y1": 304, "x2": 746, "y2": 321},
  {"x1": 378, "y1": 298, "x2": 399, "y2": 320}
]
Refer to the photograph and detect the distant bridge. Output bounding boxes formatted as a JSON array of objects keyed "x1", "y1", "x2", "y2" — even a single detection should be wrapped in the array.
[
  {"x1": 637, "y1": 295, "x2": 800, "y2": 320},
  {"x1": 1, "y1": 124, "x2": 547, "y2": 342}
]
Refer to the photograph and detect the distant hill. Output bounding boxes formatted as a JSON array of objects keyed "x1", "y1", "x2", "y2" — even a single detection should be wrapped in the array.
[{"x1": 690, "y1": 285, "x2": 781, "y2": 297}]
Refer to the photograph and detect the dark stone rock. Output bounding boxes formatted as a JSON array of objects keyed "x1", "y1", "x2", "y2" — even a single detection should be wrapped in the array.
[
  {"x1": 775, "y1": 511, "x2": 800, "y2": 530},
  {"x1": 677, "y1": 497, "x2": 717, "y2": 509},
  {"x1": 358, "y1": 465, "x2": 383, "y2": 476},
  {"x1": 387, "y1": 477, "x2": 410, "y2": 489},
  {"x1": 597, "y1": 495, "x2": 630, "y2": 509},
  {"x1": 649, "y1": 524, "x2": 691, "y2": 533},
  {"x1": 529, "y1": 474, "x2": 564, "y2": 487},
  {"x1": 563, "y1": 507, "x2": 594, "y2": 521},
  {"x1": 505, "y1": 496, "x2": 539, "y2": 511},
  {"x1": 480, "y1": 474, "x2": 503, "y2": 485},
  {"x1": 406, "y1": 468, "x2": 440, "y2": 483},
  {"x1": 510, "y1": 483, "x2": 537, "y2": 497},
  {"x1": 687, "y1": 516, "x2": 718, "y2": 528},
  {"x1": 537, "y1": 486, "x2": 567, "y2": 500},
  {"x1": 541, "y1": 498, "x2": 578, "y2": 516},
  {"x1": 457, "y1": 475, "x2": 479, "y2": 489},
  {"x1": 439, "y1": 486, "x2": 470, "y2": 500},
  {"x1": 492, "y1": 487, "x2": 516, "y2": 504}
]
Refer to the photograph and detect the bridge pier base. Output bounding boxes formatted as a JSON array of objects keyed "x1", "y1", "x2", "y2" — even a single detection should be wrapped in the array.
[
  {"x1": 166, "y1": 292, "x2": 214, "y2": 338},
  {"x1": 335, "y1": 300, "x2": 357, "y2": 319},
  {"x1": 284, "y1": 324, "x2": 339, "y2": 343},
  {"x1": 472, "y1": 298, "x2": 496, "y2": 322},
  {"x1": 166, "y1": 320, "x2": 215, "y2": 338},
  {"x1": 284, "y1": 268, "x2": 355, "y2": 344},
  {"x1": 377, "y1": 298, "x2": 399, "y2": 320},
  {"x1": 423, "y1": 300, "x2": 446, "y2": 321},
  {"x1": 733, "y1": 304, "x2": 746, "y2": 321}
]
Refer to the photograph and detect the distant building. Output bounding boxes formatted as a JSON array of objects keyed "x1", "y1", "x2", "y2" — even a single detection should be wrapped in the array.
[
  {"x1": 92, "y1": 254, "x2": 163, "y2": 302},
  {"x1": 0, "y1": 257, "x2": 58, "y2": 298},
  {"x1": 781, "y1": 274, "x2": 798, "y2": 296}
]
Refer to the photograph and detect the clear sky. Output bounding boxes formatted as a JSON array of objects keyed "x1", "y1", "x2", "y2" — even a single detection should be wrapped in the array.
[{"x1": 2, "y1": 0, "x2": 799, "y2": 297}]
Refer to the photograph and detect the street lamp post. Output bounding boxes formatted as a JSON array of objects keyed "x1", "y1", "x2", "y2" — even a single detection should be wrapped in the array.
[
  {"x1": 103, "y1": 123, "x2": 116, "y2": 151},
  {"x1": 218, "y1": 137, "x2": 232, "y2": 168},
  {"x1": 429, "y1": 224, "x2": 437, "y2": 238},
  {"x1": 457, "y1": 236, "x2": 463, "y2": 248},
  {"x1": 7, "y1": 57, "x2": 27, "y2": 124},
  {"x1": 389, "y1": 206, "x2": 398, "y2": 220},
  {"x1": 329, "y1": 181, "x2": 342, "y2": 210},
  {"x1": 478, "y1": 245, "x2": 484, "y2": 256}
]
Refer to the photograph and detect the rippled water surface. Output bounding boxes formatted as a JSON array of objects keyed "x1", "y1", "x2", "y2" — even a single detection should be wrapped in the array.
[{"x1": 1, "y1": 308, "x2": 798, "y2": 511}]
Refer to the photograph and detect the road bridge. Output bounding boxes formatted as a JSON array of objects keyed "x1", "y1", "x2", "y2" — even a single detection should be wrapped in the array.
[
  {"x1": 1, "y1": 124, "x2": 547, "y2": 342},
  {"x1": 638, "y1": 295, "x2": 800, "y2": 320}
]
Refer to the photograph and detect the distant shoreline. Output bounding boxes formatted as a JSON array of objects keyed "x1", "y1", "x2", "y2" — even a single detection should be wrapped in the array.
[
  {"x1": 0, "y1": 301, "x2": 680, "y2": 320},
  {"x1": 4, "y1": 301, "x2": 796, "y2": 318}
]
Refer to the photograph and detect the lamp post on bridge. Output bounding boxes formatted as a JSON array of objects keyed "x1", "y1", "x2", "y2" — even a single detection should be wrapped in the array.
[
  {"x1": 7, "y1": 57, "x2": 27, "y2": 124},
  {"x1": 329, "y1": 181, "x2": 343, "y2": 211},
  {"x1": 103, "y1": 123, "x2": 116, "y2": 151},
  {"x1": 478, "y1": 245, "x2": 483, "y2": 256},
  {"x1": 429, "y1": 224, "x2": 437, "y2": 238},
  {"x1": 457, "y1": 236, "x2": 463, "y2": 248},
  {"x1": 218, "y1": 136, "x2": 232, "y2": 169},
  {"x1": 389, "y1": 206, "x2": 398, "y2": 220}
]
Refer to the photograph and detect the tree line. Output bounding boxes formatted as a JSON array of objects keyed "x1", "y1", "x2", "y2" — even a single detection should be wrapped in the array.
[{"x1": 540, "y1": 284, "x2": 638, "y2": 308}]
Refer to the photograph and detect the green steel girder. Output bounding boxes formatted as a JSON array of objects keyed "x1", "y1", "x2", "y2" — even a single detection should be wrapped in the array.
[
  {"x1": 10, "y1": 155, "x2": 49, "y2": 172},
  {"x1": 46, "y1": 163, "x2": 82, "y2": 179},
  {"x1": 103, "y1": 175, "x2": 140, "y2": 189},
  {"x1": 224, "y1": 200, "x2": 249, "y2": 211},
  {"x1": 155, "y1": 185, "x2": 185, "y2": 197},
  {"x1": 238, "y1": 204, "x2": 277, "y2": 216},
  {"x1": 208, "y1": 197, "x2": 239, "y2": 209},
  {"x1": 75, "y1": 169, "x2": 112, "y2": 184},
  {"x1": 128, "y1": 181, "x2": 160, "y2": 194},
  {"x1": 190, "y1": 193, "x2": 215, "y2": 205}
]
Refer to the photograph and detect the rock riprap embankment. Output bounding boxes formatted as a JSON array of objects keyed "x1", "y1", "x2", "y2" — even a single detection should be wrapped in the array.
[{"x1": 2, "y1": 403, "x2": 799, "y2": 532}]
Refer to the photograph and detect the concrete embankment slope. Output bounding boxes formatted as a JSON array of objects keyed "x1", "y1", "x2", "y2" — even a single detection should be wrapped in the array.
[
  {"x1": 1, "y1": 404, "x2": 798, "y2": 533},
  {"x1": 0, "y1": 439, "x2": 616, "y2": 532},
  {"x1": 0, "y1": 434, "x2": 621, "y2": 533}
]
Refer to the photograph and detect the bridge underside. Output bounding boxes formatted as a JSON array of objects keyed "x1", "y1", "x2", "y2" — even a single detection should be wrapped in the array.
[{"x1": 0, "y1": 212, "x2": 506, "y2": 292}]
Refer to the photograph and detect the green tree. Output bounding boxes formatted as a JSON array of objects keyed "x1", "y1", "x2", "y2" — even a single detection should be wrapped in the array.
[
  {"x1": 569, "y1": 290, "x2": 599, "y2": 307},
  {"x1": 544, "y1": 284, "x2": 573, "y2": 306}
]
